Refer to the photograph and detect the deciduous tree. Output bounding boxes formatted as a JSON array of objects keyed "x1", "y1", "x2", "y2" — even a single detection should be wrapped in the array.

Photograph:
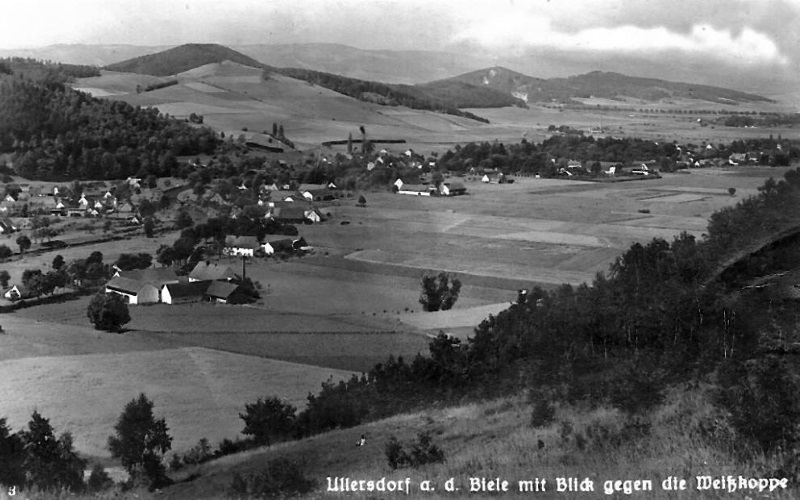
[
  {"x1": 419, "y1": 272, "x2": 462, "y2": 312},
  {"x1": 108, "y1": 393, "x2": 172, "y2": 489},
  {"x1": 87, "y1": 293, "x2": 131, "y2": 332}
]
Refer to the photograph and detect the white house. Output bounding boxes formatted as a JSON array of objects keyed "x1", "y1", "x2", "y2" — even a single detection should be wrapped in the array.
[
  {"x1": 224, "y1": 235, "x2": 261, "y2": 257},
  {"x1": 105, "y1": 277, "x2": 160, "y2": 305}
]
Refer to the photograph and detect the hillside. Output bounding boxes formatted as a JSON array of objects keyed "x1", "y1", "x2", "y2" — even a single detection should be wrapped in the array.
[
  {"x1": 105, "y1": 43, "x2": 270, "y2": 77},
  {"x1": 436, "y1": 67, "x2": 774, "y2": 104}
]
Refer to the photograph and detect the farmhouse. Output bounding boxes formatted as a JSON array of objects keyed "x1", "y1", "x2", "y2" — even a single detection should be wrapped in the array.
[
  {"x1": 105, "y1": 276, "x2": 160, "y2": 305},
  {"x1": 161, "y1": 281, "x2": 211, "y2": 305},
  {"x1": 262, "y1": 235, "x2": 295, "y2": 255},
  {"x1": 205, "y1": 281, "x2": 251, "y2": 304},
  {"x1": 189, "y1": 261, "x2": 236, "y2": 282},
  {"x1": 3, "y1": 285, "x2": 28, "y2": 301},
  {"x1": 115, "y1": 268, "x2": 179, "y2": 288},
  {"x1": 272, "y1": 205, "x2": 309, "y2": 223},
  {"x1": 397, "y1": 184, "x2": 433, "y2": 196},
  {"x1": 439, "y1": 181, "x2": 467, "y2": 196},
  {"x1": 0, "y1": 218, "x2": 17, "y2": 234},
  {"x1": 224, "y1": 235, "x2": 261, "y2": 257}
]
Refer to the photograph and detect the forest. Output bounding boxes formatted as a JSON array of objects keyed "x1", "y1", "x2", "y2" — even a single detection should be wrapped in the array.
[
  {"x1": 0, "y1": 59, "x2": 219, "y2": 181},
  {"x1": 274, "y1": 68, "x2": 492, "y2": 122}
]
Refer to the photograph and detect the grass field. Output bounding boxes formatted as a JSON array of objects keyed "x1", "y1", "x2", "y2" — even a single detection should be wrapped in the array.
[{"x1": 0, "y1": 347, "x2": 353, "y2": 458}]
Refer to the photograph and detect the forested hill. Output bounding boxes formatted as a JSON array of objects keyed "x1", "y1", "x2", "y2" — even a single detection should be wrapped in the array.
[
  {"x1": 0, "y1": 60, "x2": 219, "y2": 181},
  {"x1": 105, "y1": 43, "x2": 270, "y2": 76},
  {"x1": 436, "y1": 67, "x2": 774, "y2": 104}
]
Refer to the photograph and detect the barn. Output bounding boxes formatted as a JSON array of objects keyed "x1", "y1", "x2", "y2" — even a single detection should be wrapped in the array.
[{"x1": 105, "y1": 277, "x2": 160, "y2": 305}]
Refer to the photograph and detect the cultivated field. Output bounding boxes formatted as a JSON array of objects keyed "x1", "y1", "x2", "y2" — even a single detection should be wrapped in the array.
[{"x1": 0, "y1": 346, "x2": 352, "y2": 457}]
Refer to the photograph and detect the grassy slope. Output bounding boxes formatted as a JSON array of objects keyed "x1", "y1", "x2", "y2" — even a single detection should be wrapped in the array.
[{"x1": 155, "y1": 383, "x2": 796, "y2": 499}]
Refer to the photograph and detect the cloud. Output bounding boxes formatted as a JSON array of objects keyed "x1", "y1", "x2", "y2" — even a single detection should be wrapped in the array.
[{"x1": 454, "y1": 12, "x2": 788, "y2": 67}]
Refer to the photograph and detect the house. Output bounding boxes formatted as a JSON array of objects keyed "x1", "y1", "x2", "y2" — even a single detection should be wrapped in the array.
[
  {"x1": 304, "y1": 208, "x2": 323, "y2": 223},
  {"x1": 205, "y1": 281, "x2": 252, "y2": 304},
  {"x1": 224, "y1": 235, "x2": 261, "y2": 257},
  {"x1": 3, "y1": 285, "x2": 28, "y2": 301},
  {"x1": 0, "y1": 218, "x2": 16, "y2": 234},
  {"x1": 189, "y1": 261, "x2": 236, "y2": 282},
  {"x1": 161, "y1": 281, "x2": 211, "y2": 305},
  {"x1": 303, "y1": 189, "x2": 335, "y2": 202},
  {"x1": 272, "y1": 205, "x2": 309, "y2": 223},
  {"x1": 262, "y1": 235, "x2": 295, "y2": 255},
  {"x1": 105, "y1": 276, "x2": 160, "y2": 305},
  {"x1": 397, "y1": 184, "x2": 433, "y2": 196},
  {"x1": 439, "y1": 182, "x2": 467, "y2": 196},
  {"x1": 115, "y1": 268, "x2": 180, "y2": 288}
]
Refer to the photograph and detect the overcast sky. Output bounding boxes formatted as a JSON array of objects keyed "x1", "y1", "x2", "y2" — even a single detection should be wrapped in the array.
[{"x1": 4, "y1": 0, "x2": 798, "y2": 85}]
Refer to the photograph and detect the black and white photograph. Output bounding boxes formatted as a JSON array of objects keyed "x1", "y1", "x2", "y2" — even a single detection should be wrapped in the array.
[{"x1": 0, "y1": 0, "x2": 799, "y2": 498}]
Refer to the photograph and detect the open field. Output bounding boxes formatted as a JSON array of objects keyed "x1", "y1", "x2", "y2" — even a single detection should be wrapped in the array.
[{"x1": 0, "y1": 347, "x2": 353, "y2": 457}]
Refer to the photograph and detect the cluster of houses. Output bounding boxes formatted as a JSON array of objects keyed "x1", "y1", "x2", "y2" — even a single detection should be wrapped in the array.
[
  {"x1": 104, "y1": 261, "x2": 253, "y2": 305},
  {"x1": 223, "y1": 234, "x2": 307, "y2": 257}
]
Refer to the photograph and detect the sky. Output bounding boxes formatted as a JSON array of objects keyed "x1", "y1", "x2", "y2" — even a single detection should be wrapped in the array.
[{"x1": 3, "y1": 0, "x2": 798, "y2": 89}]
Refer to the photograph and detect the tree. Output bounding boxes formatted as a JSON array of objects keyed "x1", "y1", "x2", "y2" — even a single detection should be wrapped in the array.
[
  {"x1": 19, "y1": 411, "x2": 85, "y2": 493},
  {"x1": 175, "y1": 210, "x2": 193, "y2": 229},
  {"x1": 419, "y1": 272, "x2": 462, "y2": 312},
  {"x1": 728, "y1": 187, "x2": 737, "y2": 196},
  {"x1": 87, "y1": 250, "x2": 103, "y2": 265},
  {"x1": 156, "y1": 244, "x2": 177, "y2": 267},
  {"x1": 138, "y1": 199, "x2": 156, "y2": 218},
  {"x1": 357, "y1": 194, "x2": 367, "y2": 207},
  {"x1": 143, "y1": 217, "x2": 156, "y2": 238},
  {"x1": 15, "y1": 235, "x2": 30, "y2": 255},
  {"x1": 240, "y1": 397, "x2": 297, "y2": 447},
  {"x1": 87, "y1": 293, "x2": 131, "y2": 332},
  {"x1": 52, "y1": 254, "x2": 64, "y2": 270},
  {"x1": 108, "y1": 393, "x2": 172, "y2": 489},
  {"x1": 0, "y1": 270, "x2": 9, "y2": 288},
  {"x1": 114, "y1": 253, "x2": 152, "y2": 271},
  {"x1": 0, "y1": 245, "x2": 12, "y2": 259},
  {"x1": 0, "y1": 417, "x2": 25, "y2": 488}
]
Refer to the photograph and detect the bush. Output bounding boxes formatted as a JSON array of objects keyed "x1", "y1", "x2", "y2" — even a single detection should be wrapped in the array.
[
  {"x1": 229, "y1": 458, "x2": 316, "y2": 498},
  {"x1": 530, "y1": 399, "x2": 556, "y2": 428},
  {"x1": 182, "y1": 437, "x2": 213, "y2": 466},
  {"x1": 385, "y1": 432, "x2": 445, "y2": 470},
  {"x1": 87, "y1": 463, "x2": 113, "y2": 492}
]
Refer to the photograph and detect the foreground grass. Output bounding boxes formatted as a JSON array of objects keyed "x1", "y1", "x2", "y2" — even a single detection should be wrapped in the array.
[{"x1": 10, "y1": 383, "x2": 796, "y2": 499}]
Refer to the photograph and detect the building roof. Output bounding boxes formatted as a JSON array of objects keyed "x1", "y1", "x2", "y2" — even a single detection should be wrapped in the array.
[
  {"x1": 272, "y1": 206, "x2": 307, "y2": 220},
  {"x1": 189, "y1": 261, "x2": 237, "y2": 281},
  {"x1": 118, "y1": 268, "x2": 179, "y2": 287},
  {"x1": 205, "y1": 281, "x2": 242, "y2": 300},
  {"x1": 445, "y1": 181, "x2": 467, "y2": 191},
  {"x1": 106, "y1": 276, "x2": 150, "y2": 294},
  {"x1": 163, "y1": 281, "x2": 211, "y2": 299},
  {"x1": 225, "y1": 235, "x2": 261, "y2": 249},
  {"x1": 398, "y1": 184, "x2": 432, "y2": 192}
]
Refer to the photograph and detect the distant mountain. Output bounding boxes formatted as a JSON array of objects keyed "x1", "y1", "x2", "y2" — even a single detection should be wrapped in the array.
[
  {"x1": 0, "y1": 44, "x2": 171, "y2": 67},
  {"x1": 437, "y1": 67, "x2": 774, "y2": 104},
  {"x1": 105, "y1": 43, "x2": 270, "y2": 76},
  {"x1": 233, "y1": 44, "x2": 496, "y2": 85}
]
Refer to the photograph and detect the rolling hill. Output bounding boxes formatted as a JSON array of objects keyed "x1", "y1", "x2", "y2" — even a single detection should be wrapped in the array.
[
  {"x1": 435, "y1": 66, "x2": 774, "y2": 104},
  {"x1": 105, "y1": 43, "x2": 270, "y2": 76}
]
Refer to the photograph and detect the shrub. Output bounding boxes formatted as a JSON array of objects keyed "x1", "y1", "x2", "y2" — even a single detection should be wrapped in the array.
[
  {"x1": 87, "y1": 463, "x2": 113, "y2": 492},
  {"x1": 530, "y1": 399, "x2": 556, "y2": 428},
  {"x1": 182, "y1": 437, "x2": 213, "y2": 466},
  {"x1": 385, "y1": 432, "x2": 445, "y2": 470},
  {"x1": 228, "y1": 458, "x2": 316, "y2": 498}
]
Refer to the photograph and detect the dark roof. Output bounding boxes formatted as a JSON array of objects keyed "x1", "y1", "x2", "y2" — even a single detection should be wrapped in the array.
[
  {"x1": 205, "y1": 281, "x2": 241, "y2": 299},
  {"x1": 106, "y1": 276, "x2": 151, "y2": 294},
  {"x1": 398, "y1": 184, "x2": 432, "y2": 192},
  {"x1": 189, "y1": 261, "x2": 236, "y2": 281},
  {"x1": 119, "y1": 268, "x2": 179, "y2": 287},
  {"x1": 446, "y1": 181, "x2": 467, "y2": 191},
  {"x1": 272, "y1": 206, "x2": 307, "y2": 220},
  {"x1": 163, "y1": 281, "x2": 211, "y2": 299}
]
